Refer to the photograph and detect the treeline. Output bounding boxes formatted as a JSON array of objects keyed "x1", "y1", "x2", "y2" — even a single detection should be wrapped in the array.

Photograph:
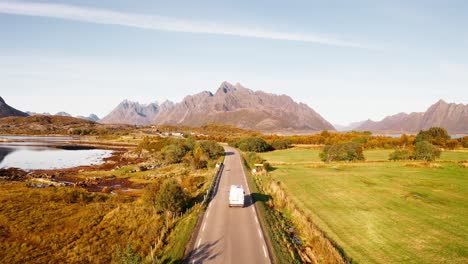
[
  {"x1": 229, "y1": 137, "x2": 292, "y2": 152},
  {"x1": 154, "y1": 123, "x2": 260, "y2": 142},
  {"x1": 232, "y1": 130, "x2": 468, "y2": 152},
  {"x1": 137, "y1": 136, "x2": 224, "y2": 170},
  {"x1": 263, "y1": 131, "x2": 415, "y2": 149},
  {"x1": 231, "y1": 127, "x2": 467, "y2": 163},
  {"x1": 388, "y1": 127, "x2": 454, "y2": 161}
]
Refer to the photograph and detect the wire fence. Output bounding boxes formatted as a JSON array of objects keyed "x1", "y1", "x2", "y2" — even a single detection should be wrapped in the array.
[{"x1": 202, "y1": 162, "x2": 224, "y2": 205}]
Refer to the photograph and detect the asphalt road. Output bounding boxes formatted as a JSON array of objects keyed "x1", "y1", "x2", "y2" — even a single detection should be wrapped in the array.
[{"x1": 188, "y1": 146, "x2": 271, "y2": 264}]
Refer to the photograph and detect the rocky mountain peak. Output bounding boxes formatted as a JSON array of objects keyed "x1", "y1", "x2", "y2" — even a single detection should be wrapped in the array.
[
  {"x1": 216, "y1": 81, "x2": 235, "y2": 94},
  {"x1": 355, "y1": 100, "x2": 468, "y2": 134},
  {"x1": 0, "y1": 96, "x2": 28, "y2": 118},
  {"x1": 101, "y1": 100, "x2": 160, "y2": 125},
  {"x1": 153, "y1": 81, "x2": 335, "y2": 133}
]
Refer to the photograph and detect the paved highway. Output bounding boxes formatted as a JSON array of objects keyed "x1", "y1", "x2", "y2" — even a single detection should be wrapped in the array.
[{"x1": 189, "y1": 146, "x2": 271, "y2": 264}]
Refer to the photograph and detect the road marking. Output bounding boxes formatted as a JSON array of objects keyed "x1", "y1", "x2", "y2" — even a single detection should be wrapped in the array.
[
  {"x1": 202, "y1": 222, "x2": 206, "y2": 232},
  {"x1": 255, "y1": 217, "x2": 259, "y2": 224},
  {"x1": 197, "y1": 239, "x2": 202, "y2": 248},
  {"x1": 206, "y1": 210, "x2": 210, "y2": 218},
  {"x1": 257, "y1": 228, "x2": 263, "y2": 238},
  {"x1": 263, "y1": 245, "x2": 268, "y2": 258}
]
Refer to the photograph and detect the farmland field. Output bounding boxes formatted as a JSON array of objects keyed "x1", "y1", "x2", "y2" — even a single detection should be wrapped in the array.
[{"x1": 260, "y1": 148, "x2": 468, "y2": 263}]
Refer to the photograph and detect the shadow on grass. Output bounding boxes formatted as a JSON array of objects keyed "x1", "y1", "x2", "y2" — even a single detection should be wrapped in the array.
[
  {"x1": 245, "y1": 193, "x2": 271, "y2": 207},
  {"x1": 267, "y1": 166, "x2": 278, "y2": 172}
]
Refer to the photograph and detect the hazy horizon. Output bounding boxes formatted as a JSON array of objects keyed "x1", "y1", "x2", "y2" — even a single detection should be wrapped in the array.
[{"x1": 1, "y1": 0, "x2": 467, "y2": 125}]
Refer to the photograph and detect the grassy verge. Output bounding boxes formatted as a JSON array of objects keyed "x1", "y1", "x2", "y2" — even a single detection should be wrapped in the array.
[
  {"x1": 159, "y1": 205, "x2": 201, "y2": 263},
  {"x1": 241, "y1": 153, "x2": 304, "y2": 264}
]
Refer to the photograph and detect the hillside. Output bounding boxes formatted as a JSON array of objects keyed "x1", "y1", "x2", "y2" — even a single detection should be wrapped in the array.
[
  {"x1": 356, "y1": 100, "x2": 468, "y2": 134},
  {"x1": 0, "y1": 115, "x2": 95, "y2": 135},
  {"x1": 153, "y1": 82, "x2": 334, "y2": 133},
  {"x1": 0, "y1": 97, "x2": 28, "y2": 118}
]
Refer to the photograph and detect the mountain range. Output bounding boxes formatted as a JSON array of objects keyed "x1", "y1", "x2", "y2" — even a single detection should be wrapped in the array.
[
  {"x1": 1, "y1": 86, "x2": 467, "y2": 134},
  {"x1": 25, "y1": 111, "x2": 100, "y2": 122},
  {"x1": 99, "y1": 100, "x2": 174, "y2": 125},
  {"x1": 101, "y1": 82, "x2": 335, "y2": 133},
  {"x1": 355, "y1": 100, "x2": 468, "y2": 134},
  {"x1": 153, "y1": 82, "x2": 335, "y2": 133},
  {"x1": 0, "y1": 97, "x2": 28, "y2": 118}
]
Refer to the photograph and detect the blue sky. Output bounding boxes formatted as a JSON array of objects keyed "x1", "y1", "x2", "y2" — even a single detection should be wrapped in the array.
[{"x1": 1, "y1": 0, "x2": 467, "y2": 125}]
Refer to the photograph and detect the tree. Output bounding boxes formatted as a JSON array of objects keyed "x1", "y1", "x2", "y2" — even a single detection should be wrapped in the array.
[
  {"x1": 142, "y1": 182, "x2": 163, "y2": 212},
  {"x1": 160, "y1": 144, "x2": 188, "y2": 164},
  {"x1": 196, "y1": 140, "x2": 225, "y2": 159},
  {"x1": 445, "y1": 139, "x2": 460, "y2": 150},
  {"x1": 414, "y1": 141, "x2": 441, "y2": 161},
  {"x1": 460, "y1": 136, "x2": 468, "y2": 148},
  {"x1": 153, "y1": 179, "x2": 188, "y2": 215},
  {"x1": 415, "y1": 127, "x2": 450, "y2": 147},
  {"x1": 270, "y1": 139, "x2": 292, "y2": 150},
  {"x1": 319, "y1": 142, "x2": 365, "y2": 162},
  {"x1": 233, "y1": 137, "x2": 272, "y2": 152},
  {"x1": 399, "y1": 134, "x2": 410, "y2": 147}
]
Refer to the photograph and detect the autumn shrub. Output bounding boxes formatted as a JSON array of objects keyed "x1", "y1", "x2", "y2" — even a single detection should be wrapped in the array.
[
  {"x1": 415, "y1": 127, "x2": 450, "y2": 147},
  {"x1": 243, "y1": 152, "x2": 264, "y2": 167},
  {"x1": 319, "y1": 142, "x2": 365, "y2": 162},
  {"x1": 231, "y1": 137, "x2": 272, "y2": 152},
  {"x1": 153, "y1": 179, "x2": 188, "y2": 215},
  {"x1": 414, "y1": 141, "x2": 441, "y2": 161},
  {"x1": 195, "y1": 140, "x2": 225, "y2": 159},
  {"x1": 116, "y1": 244, "x2": 141, "y2": 264},
  {"x1": 445, "y1": 139, "x2": 460, "y2": 150},
  {"x1": 270, "y1": 139, "x2": 292, "y2": 150},
  {"x1": 389, "y1": 149, "x2": 412, "y2": 161},
  {"x1": 161, "y1": 144, "x2": 188, "y2": 164},
  {"x1": 461, "y1": 136, "x2": 468, "y2": 148}
]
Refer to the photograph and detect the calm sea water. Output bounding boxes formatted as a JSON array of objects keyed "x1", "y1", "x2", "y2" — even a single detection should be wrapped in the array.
[{"x1": 0, "y1": 136, "x2": 113, "y2": 170}]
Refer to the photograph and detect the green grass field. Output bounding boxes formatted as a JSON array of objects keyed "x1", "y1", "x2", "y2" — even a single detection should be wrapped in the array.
[
  {"x1": 261, "y1": 148, "x2": 468, "y2": 263},
  {"x1": 261, "y1": 148, "x2": 322, "y2": 163},
  {"x1": 262, "y1": 148, "x2": 468, "y2": 163}
]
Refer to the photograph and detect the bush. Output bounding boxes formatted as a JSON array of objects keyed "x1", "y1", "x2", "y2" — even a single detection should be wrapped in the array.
[
  {"x1": 183, "y1": 152, "x2": 209, "y2": 170},
  {"x1": 270, "y1": 139, "x2": 292, "y2": 150},
  {"x1": 182, "y1": 140, "x2": 224, "y2": 170},
  {"x1": 153, "y1": 179, "x2": 188, "y2": 215},
  {"x1": 142, "y1": 182, "x2": 163, "y2": 212},
  {"x1": 116, "y1": 244, "x2": 141, "y2": 264},
  {"x1": 195, "y1": 140, "x2": 225, "y2": 159},
  {"x1": 243, "y1": 152, "x2": 264, "y2": 167},
  {"x1": 231, "y1": 137, "x2": 271, "y2": 152},
  {"x1": 389, "y1": 149, "x2": 412, "y2": 160},
  {"x1": 446, "y1": 139, "x2": 460, "y2": 150},
  {"x1": 161, "y1": 144, "x2": 188, "y2": 164},
  {"x1": 461, "y1": 136, "x2": 468, "y2": 148},
  {"x1": 319, "y1": 142, "x2": 365, "y2": 162},
  {"x1": 414, "y1": 141, "x2": 441, "y2": 161}
]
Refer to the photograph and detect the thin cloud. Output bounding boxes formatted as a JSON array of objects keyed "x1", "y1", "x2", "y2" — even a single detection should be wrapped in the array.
[{"x1": 0, "y1": 1, "x2": 374, "y2": 49}]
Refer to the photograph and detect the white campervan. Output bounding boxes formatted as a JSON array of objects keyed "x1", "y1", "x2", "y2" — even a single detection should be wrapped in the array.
[{"x1": 229, "y1": 185, "x2": 245, "y2": 207}]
